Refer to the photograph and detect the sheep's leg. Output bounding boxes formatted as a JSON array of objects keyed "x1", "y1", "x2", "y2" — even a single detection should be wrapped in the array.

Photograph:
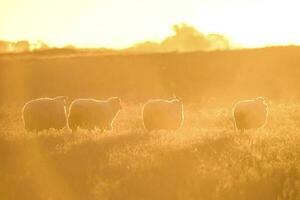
[
  {"x1": 233, "y1": 122, "x2": 238, "y2": 133},
  {"x1": 71, "y1": 128, "x2": 77, "y2": 133},
  {"x1": 30, "y1": 129, "x2": 38, "y2": 134}
]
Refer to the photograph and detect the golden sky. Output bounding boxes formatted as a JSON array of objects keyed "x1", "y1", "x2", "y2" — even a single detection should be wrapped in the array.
[{"x1": 0, "y1": 0, "x2": 299, "y2": 48}]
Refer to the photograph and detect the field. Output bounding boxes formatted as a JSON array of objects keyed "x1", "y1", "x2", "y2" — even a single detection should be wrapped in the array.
[
  {"x1": 0, "y1": 48, "x2": 300, "y2": 200},
  {"x1": 1, "y1": 46, "x2": 300, "y2": 104},
  {"x1": 0, "y1": 102, "x2": 299, "y2": 200}
]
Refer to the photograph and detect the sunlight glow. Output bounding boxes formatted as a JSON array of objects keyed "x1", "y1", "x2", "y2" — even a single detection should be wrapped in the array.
[{"x1": 1, "y1": 0, "x2": 300, "y2": 48}]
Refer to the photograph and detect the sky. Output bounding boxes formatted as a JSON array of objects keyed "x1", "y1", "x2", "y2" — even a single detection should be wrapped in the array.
[{"x1": 0, "y1": 0, "x2": 299, "y2": 48}]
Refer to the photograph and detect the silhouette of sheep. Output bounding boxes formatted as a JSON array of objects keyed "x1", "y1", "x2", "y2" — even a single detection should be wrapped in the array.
[
  {"x1": 233, "y1": 97, "x2": 268, "y2": 133},
  {"x1": 68, "y1": 97, "x2": 122, "y2": 132},
  {"x1": 22, "y1": 96, "x2": 67, "y2": 132},
  {"x1": 142, "y1": 98, "x2": 184, "y2": 131}
]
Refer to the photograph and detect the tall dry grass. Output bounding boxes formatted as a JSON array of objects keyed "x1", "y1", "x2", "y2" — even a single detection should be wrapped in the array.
[{"x1": 0, "y1": 103, "x2": 299, "y2": 200}]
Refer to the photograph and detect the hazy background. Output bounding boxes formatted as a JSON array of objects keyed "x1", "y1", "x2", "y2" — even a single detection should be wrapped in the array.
[
  {"x1": 0, "y1": 24, "x2": 231, "y2": 53},
  {"x1": 1, "y1": 0, "x2": 300, "y2": 48}
]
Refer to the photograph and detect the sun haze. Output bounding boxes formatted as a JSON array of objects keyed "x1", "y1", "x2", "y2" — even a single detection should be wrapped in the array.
[
  {"x1": 1, "y1": 0, "x2": 300, "y2": 199},
  {"x1": 1, "y1": 0, "x2": 300, "y2": 48}
]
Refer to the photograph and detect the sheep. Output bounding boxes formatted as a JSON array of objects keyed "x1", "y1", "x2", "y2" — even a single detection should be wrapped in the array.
[
  {"x1": 22, "y1": 96, "x2": 67, "y2": 132},
  {"x1": 68, "y1": 97, "x2": 122, "y2": 132},
  {"x1": 142, "y1": 98, "x2": 184, "y2": 131},
  {"x1": 233, "y1": 97, "x2": 268, "y2": 133}
]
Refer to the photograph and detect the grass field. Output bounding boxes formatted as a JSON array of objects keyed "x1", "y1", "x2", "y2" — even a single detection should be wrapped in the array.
[
  {"x1": 0, "y1": 102, "x2": 299, "y2": 200},
  {"x1": 2, "y1": 0, "x2": 300, "y2": 199}
]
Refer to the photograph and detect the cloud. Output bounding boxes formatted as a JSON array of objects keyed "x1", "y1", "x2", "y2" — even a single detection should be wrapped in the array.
[{"x1": 128, "y1": 23, "x2": 231, "y2": 52}]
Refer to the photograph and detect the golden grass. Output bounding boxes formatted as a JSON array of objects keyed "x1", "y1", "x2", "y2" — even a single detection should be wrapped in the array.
[
  {"x1": 0, "y1": 103, "x2": 299, "y2": 200},
  {"x1": 1, "y1": 46, "x2": 300, "y2": 104}
]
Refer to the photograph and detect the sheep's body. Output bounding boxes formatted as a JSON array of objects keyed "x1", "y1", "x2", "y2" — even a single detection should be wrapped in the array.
[
  {"x1": 22, "y1": 96, "x2": 67, "y2": 132},
  {"x1": 233, "y1": 97, "x2": 268, "y2": 133},
  {"x1": 68, "y1": 97, "x2": 121, "y2": 132},
  {"x1": 142, "y1": 99, "x2": 183, "y2": 131}
]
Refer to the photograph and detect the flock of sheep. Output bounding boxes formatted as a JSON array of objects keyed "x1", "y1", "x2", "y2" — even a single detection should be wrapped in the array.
[{"x1": 22, "y1": 96, "x2": 268, "y2": 133}]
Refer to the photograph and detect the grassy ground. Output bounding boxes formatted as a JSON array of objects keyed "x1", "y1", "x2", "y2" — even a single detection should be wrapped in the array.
[{"x1": 0, "y1": 103, "x2": 299, "y2": 200}]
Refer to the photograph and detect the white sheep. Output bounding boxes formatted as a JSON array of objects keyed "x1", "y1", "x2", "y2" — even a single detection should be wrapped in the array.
[
  {"x1": 233, "y1": 97, "x2": 268, "y2": 133},
  {"x1": 68, "y1": 97, "x2": 122, "y2": 132},
  {"x1": 22, "y1": 96, "x2": 67, "y2": 132},
  {"x1": 142, "y1": 98, "x2": 184, "y2": 131}
]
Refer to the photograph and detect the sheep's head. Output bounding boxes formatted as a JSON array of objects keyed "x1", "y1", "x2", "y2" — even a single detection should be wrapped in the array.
[
  {"x1": 108, "y1": 97, "x2": 122, "y2": 111},
  {"x1": 170, "y1": 98, "x2": 183, "y2": 113},
  {"x1": 253, "y1": 97, "x2": 269, "y2": 113},
  {"x1": 255, "y1": 96, "x2": 265, "y2": 102},
  {"x1": 54, "y1": 96, "x2": 68, "y2": 105},
  {"x1": 255, "y1": 96, "x2": 269, "y2": 106},
  {"x1": 170, "y1": 98, "x2": 182, "y2": 104}
]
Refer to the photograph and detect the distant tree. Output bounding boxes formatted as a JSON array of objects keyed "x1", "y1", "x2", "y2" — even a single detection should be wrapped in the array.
[
  {"x1": 128, "y1": 41, "x2": 161, "y2": 52},
  {"x1": 14, "y1": 40, "x2": 30, "y2": 52},
  {"x1": 128, "y1": 23, "x2": 231, "y2": 53},
  {"x1": 0, "y1": 41, "x2": 9, "y2": 53},
  {"x1": 207, "y1": 34, "x2": 230, "y2": 50},
  {"x1": 64, "y1": 44, "x2": 76, "y2": 49},
  {"x1": 162, "y1": 24, "x2": 211, "y2": 52},
  {"x1": 35, "y1": 40, "x2": 49, "y2": 50}
]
